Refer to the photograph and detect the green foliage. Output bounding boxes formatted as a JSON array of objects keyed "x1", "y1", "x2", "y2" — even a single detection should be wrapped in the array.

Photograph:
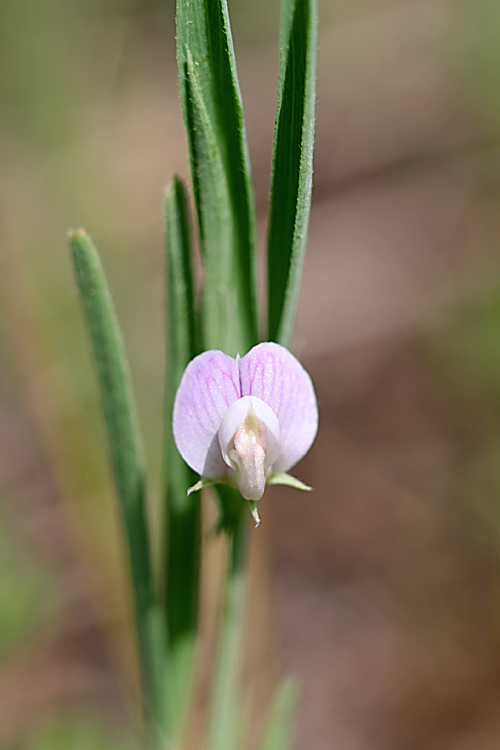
[
  {"x1": 65, "y1": 0, "x2": 318, "y2": 746},
  {"x1": 208, "y1": 486, "x2": 249, "y2": 750},
  {"x1": 162, "y1": 177, "x2": 201, "y2": 740},
  {"x1": 68, "y1": 230, "x2": 160, "y2": 717},
  {"x1": 169, "y1": 1, "x2": 317, "y2": 747},
  {"x1": 176, "y1": 0, "x2": 258, "y2": 356},
  {"x1": 267, "y1": 0, "x2": 318, "y2": 346}
]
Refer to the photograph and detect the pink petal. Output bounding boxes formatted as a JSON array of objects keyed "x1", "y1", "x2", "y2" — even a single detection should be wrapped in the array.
[
  {"x1": 172, "y1": 350, "x2": 241, "y2": 478},
  {"x1": 238, "y1": 343, "x2": 318, "y2": 473}
]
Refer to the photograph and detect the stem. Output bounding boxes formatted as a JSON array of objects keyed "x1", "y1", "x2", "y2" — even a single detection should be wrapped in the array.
[
  {"x1": 208, "y1": 488, "x2": 250, "y2": 750},
  {"x1": 162, "y1": 178, "x2": 202, "y2": 742},
  {"x1": 162, "y1": 488, "x2": 201, "y2": 738}
]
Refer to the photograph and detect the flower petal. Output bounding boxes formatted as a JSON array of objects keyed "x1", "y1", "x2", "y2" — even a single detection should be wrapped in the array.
[
  {"x1": 238, "y1": 342, "x2": 318, "y2": 473},
  {"x1": 218, "y1": 396, "x2": 281, "y2": 474},
  {"x1": 173, "y1": 350, "x2": 241, "y2": 478}
]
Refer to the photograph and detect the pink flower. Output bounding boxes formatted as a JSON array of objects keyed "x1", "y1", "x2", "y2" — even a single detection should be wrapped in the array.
[{"x1": 173, "y1": 343, "x2": 318, "y2": 517}]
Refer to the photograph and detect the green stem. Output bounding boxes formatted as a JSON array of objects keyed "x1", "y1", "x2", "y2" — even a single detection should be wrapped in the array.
[
  {"x1": 162, "y1": 178, "x2": 202, "y2": 741},
  {"x1": 208, "y1": 487, "x2": 250, "y2": 750}
]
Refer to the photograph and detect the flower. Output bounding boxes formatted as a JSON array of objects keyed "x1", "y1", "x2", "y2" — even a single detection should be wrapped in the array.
[{"x1": 172, "y1": 342, "x2": 318, "y2": 521}]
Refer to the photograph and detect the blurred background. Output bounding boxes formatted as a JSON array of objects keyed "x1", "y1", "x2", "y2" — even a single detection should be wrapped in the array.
[{"x1": 2, "y1": 0, "x2": 500, "y2": 748}]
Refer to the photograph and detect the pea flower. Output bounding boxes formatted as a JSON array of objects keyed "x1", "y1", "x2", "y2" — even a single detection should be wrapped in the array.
[{"x1": 173, "y1": 342, "x2": 318, "y2": 523}]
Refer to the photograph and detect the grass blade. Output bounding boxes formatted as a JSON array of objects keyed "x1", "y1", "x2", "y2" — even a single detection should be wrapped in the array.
[
  {"x1": 176, "y1": 0, "x2": 258, "y2": 354},
  {"x1": 267, "y1": 0, "x2": 318, "y2": 346},
  {"x1": 259, "y1": 679, "x2": 300, "y2": 750},
  {"x1": 162, "y1": 177, "x2": 202, "y2": 739},
  {"x1": 68, "y1": 230, "x2": 159, "y2": 718},
  {"x1": 183, "y1": 55, "x2": 234, "y2": 353}
]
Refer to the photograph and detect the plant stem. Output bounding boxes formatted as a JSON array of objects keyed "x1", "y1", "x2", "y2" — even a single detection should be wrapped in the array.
[
  {"x1": 208, "y1": 488, "x2": 250, "y2": 750},
  {"x1": 162, "y1": 178, "x2": 202, "y2": 742}
]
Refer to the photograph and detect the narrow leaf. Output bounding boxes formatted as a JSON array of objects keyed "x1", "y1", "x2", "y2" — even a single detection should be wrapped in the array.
[
  {"x1": 183, "y1": 54, "x2": 234, "y2": 352},
  {"x1": 162, "y1": 178, "x2": 202, "y2": 738},
  {"x1": 260, "y1": 679, "x2": 300, "y2": 750},
  {"x1": 176, "y1": 0, "x2": 258, "y2": 354},
  {"x1": 68, "y1": 229, "x2": 158, "y2": 714},
  {"x1": 267, "y1": 0, "x2": 318, "y2": 346}
]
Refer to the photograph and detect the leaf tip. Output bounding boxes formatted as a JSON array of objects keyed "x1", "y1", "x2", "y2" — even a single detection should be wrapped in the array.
[{"x1": 67, "y1": 227, "x2": 86, "y2": 241}]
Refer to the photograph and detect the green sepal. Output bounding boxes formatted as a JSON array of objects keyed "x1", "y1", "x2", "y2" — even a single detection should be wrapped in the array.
[
  {"x1": 267, "y1": 473, "x2": 312, "y2": 492},
  {"x1": 187, "y1": 477, "x2": 217, "y2": 495}
]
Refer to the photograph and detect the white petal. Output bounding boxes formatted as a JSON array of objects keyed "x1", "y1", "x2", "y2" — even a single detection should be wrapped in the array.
[
  {"x1": 172, "y1": 350, "x2": 240, "y2": 478},
  {"x1": 218, "y1": 396, "x2": 280, "y2": 500},
  {"x1": 239, "y1": 343, "x2": 318, "y2": 473}
]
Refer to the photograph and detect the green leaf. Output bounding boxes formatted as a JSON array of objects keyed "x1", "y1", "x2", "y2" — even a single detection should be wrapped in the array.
[
  {"x1": 165, "y1": 176, "x2": 199, "y2": 389},
  {"x1": 68, "y1": 229, "x2": 159, "y2": 717},
  {"x1": 267, "y1": 0, "x2": 318, "y2": 346},
  {"x1": 259, "y1": 678, "x2": 300, "y2": 750},
  {"x1": 183, "y1": 54, "x2": 234, "y2": 352},
  {"x1": 162, "y1": 178, "x2": 202, "y2": 739},
  {"x1": 176, "y1": 0, "x2": 258, "y2": 355}
]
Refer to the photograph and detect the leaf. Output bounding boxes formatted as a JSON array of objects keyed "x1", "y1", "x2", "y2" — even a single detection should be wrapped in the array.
[
  {"x1": 68, "y1": 229, "x2": 159, "y2": 714},
  {"x1": 165, "y1": 176, "x2": 199, "y2": 391},
  {"x1": 183, "y1": 54, "x2": 234, "y2": 352},
  {"x1": 259, "y1": 678, "x2": 300, "y2": 750},
  {"x1": 162, "y1": 177, "x2": 202, "y2": 738},
  {"x1": 176, "y1": 0, "x2": 258, "y2": 355},
  {"x1": 267, "y1": 0, "x2": 318, "y2": 347}
]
